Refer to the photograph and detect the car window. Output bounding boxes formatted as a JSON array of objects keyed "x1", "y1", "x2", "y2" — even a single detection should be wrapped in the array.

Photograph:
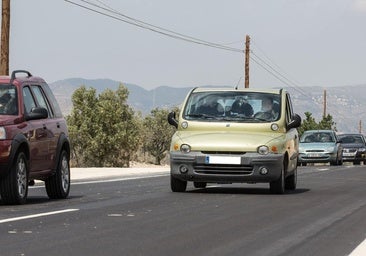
[
  {"x1": 300, "y1": 132, "x2": 335, "y2": 143},
  {"x1": 41, "y1": 82, "x2": 63, "y2": 118},
  {"x1": 23, "y1": 86, "x2": 36, "y2": 114},
  {"x1": 183, "y1": 91, "x2": 281, "y2": 122},
  {"x1": 31, "y1": 85, "x2": 54, "y2": 118},
  {"x1": 339, "y1": 135, "x2": 364, "y2": 144},
  {"x1": 0, "y1": 86, "x2": 18, "y2": 115}
]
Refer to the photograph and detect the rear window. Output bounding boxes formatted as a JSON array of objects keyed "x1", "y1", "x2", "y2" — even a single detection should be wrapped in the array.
[{"x1": 0, "y1": 85, "x2": 18, "y2": 115}]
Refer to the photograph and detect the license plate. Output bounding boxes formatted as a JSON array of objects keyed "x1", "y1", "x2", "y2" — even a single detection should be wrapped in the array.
[
  {"x1": 205, "y1": 156, "x2": 241, "y2": 165},
  {"x1": 343, "y1": 152, "x2": 355, "y2": 157},
  {"x1": 308, "y1": 153, "x2": 322, "y2": 158}
]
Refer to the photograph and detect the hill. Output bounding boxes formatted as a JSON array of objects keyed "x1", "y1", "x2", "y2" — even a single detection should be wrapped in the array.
[{"x1": 49, "y1": 78, "x2": 366, "y2": 133}]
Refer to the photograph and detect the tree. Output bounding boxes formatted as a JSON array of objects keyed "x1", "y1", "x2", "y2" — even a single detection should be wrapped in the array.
[
  {"x1": 298, "y1": 112, "x2": 337, "y2": 137},
  {"x1": 143, "y1": 108, "x2": 176, "y2": 165},
  {"x1": 67, "y1": 84, "x2": 141, "y2": 167}
]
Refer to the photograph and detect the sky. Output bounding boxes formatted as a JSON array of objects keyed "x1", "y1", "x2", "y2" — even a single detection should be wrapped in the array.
[{"x1": 3, "y1": 0, "x2": 366, "y2": 90}]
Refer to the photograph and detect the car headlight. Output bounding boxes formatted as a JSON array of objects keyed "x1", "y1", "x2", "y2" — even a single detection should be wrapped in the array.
[
  {"x1": 180, "y1": 144, "x2": 191, "y2": 153},
  {"x1": 0, "y1": 127, "x2": 6, "y2": 139},
  {"x1": 358, "y1": 148, "x2": 366, "y2": 152},
  {"x1": 328, "y1": 146, "x2": 337, "y2": 152},
  {"x1": 258, "y1": 145, "x2": 269, "y2": 155}
]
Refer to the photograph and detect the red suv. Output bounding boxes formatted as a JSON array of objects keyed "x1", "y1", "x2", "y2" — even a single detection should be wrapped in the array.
[{"x1": 0, "y1": 70, "x2": 70, "y2": 204}]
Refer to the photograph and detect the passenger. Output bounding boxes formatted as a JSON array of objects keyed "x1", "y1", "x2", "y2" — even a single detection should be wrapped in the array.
[
  {"x1": 197, "y1": 95, "x2": 224, "y2": 116},
  {"x1": 0, "y1": 93, "x2": 16, "y2": 114},
  {"x1": 231, "y1": 98, "x2": 253, "y2": 117}
]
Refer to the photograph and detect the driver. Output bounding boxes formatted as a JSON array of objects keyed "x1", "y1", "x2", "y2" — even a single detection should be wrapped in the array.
[{"x1": 257, "y1": 96, "x2": 278, "y2": 120}]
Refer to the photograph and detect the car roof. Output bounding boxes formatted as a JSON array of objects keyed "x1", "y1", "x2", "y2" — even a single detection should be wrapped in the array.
[
  {"x1": 191, "y1": 87, "x2": 283, "y2": 94},
  {"x1": 0, "y1": 75, "x2": 46, "y2": 85}
]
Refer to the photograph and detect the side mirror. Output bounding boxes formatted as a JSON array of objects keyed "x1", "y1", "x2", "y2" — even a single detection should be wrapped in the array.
[
  {"x1": 25, "y1": 107, "x2": 48, "y2": 121},
  {"x1": 167, "y1": 111, "x2": 178, "y2": 128},
  {"x1": 287, "y1": 113, "x2": 301, "y2": 130}
]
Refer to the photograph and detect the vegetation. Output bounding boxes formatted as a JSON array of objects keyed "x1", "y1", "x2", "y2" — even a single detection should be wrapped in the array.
[
  {"x1": 298, "y1": 111, "x2": 337, "y2": 137},
  {"x1": 67, "y1": 85, "x2": 141, "y2": 167},
  {"x1": 67, "y1": 84, "x2": 177, "y2": 167}
]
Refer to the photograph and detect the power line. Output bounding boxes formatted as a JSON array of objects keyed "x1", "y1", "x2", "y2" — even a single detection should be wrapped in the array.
[
  {"x1": 64, "y1": 0, "x2": 244, "y2": 53},
  {"x1": 64, "y1": 0, "x2": 315, "y2": 97}
]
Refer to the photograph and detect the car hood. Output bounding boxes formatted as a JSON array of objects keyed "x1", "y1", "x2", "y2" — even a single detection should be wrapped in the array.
[
  {"x1": 174, "y1": 131, "x2": 284, "y2": 152},
  {"x1": 0, "y1": 115, "x2": 19, "y2": 126},
  {"x1": 340, "y1": 143, "x2": 365, "y2": 149},
  {"x1": 299, "y1": 142, "x2": 336, "y2": 150}
]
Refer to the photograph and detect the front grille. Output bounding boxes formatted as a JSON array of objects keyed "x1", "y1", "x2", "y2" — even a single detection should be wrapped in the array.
[
  {"x1": 201, "y1": 151, "x2": 245, "y2": 155},
  {"x1": 306, "y1": 150, "x2": 324, "y2": 152},
  {"x1": 193, "y1": 164, "x2": 253, "y2": 175}
]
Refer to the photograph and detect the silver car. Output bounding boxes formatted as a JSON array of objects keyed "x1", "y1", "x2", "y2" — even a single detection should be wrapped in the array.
[{"x1": 298, "y1": 130, "x2": 343, "y2": 166}]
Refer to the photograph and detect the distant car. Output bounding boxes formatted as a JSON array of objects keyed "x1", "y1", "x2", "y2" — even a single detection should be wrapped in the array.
[
  {"x1": 0, "y1": 70, "x2": 70, "y2": 204},
  {"x1": 298, "y1": 130, "x2": 343, "y2": 166},
  {"x1": 338, "y1": 133, "x2": 366, "y2": 165}
]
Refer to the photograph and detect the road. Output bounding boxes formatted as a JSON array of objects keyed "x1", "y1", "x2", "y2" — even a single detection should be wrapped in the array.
[{"x1": 1, "y1": 165, "x2": 366, "y2": 256}]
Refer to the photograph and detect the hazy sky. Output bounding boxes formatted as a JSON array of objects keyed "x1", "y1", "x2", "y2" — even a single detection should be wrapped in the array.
[{"x1": 5, "y1": 0, "x2": 366, "y2": 90}]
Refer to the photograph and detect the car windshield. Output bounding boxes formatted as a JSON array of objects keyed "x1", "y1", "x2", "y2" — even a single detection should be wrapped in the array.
[
  {"x1": 183, "y1": 91, "x2": 281, "y2": 122},
  {"x1": 0, "y1": 85, "x2": 18, "y2": 115},
  {"x1": 300, "y1": 132, "x2": 335, "y2": 143},
  {"x1": 338, "y1": 134, "x2": 364, "y2": 144}
]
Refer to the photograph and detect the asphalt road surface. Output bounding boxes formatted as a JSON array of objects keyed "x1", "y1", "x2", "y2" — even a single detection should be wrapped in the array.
[{"x1": 1, "y1": 165, "x2": 366, "y2": 256}]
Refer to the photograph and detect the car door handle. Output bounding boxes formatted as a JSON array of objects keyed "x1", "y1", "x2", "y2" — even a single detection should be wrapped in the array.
[
  {"x1": 43, "y1": 124, "x2": 47, "y2": 130},
  {"x1": 56, "y1": 122, "x2": 60, "y2": 128}
]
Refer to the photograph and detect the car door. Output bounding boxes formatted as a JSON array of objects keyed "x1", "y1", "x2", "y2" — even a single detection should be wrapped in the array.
[
  {"x1": 284, "y1": 93, "x2": 299, "y2": 169},
  {"x1": 30, "y1": 84, "x2": 58, "y2": 171},
  {"x1": 23, "y1": 86, "x2": 51, "y2": 172}
]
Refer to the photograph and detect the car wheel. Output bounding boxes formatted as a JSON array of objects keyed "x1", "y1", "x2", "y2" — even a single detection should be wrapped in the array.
[
  {"x1": 193, "y1": 182, "x2": 207, "y2": 189},
  {"x1": 338, "y1": 157, "x2": 343, "y2": 165},
  {"x1": 270, "y1": 164, "x2": 285, "y2": 194},
  {"x1": 45, "y1": 150, "x2": 70, "y2": 199},
  {"x1": 285, "y1": 167, "x2": 297, "y2": 190},
  {"x1": 171, "y1": 175, "x2": 187, "y2": 192},
  {"x1": 0, "y1": 152, "x2": 28, "y2": 204}
]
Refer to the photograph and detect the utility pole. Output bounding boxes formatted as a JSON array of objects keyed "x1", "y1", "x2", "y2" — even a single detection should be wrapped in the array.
[
  {"x1": 0, "y1": 0, "x2": 10, "y2": 75},
  {"x1": 323, "y1": 89, "x2": 327, "y2": 117},
  {"x1": 359, "y1": 120, "x2": 362, "y2": 134},
  {"x1": 244, "y1": 35, "x2": 250, "y2": 88}
]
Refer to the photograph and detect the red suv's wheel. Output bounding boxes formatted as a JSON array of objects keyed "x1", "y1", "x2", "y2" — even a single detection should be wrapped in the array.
[
  {"x1": 45, "y1": 150, "x2": 70, "y2": 199},
  {"x1": 0, "y1": 152, "x2": 28, "y2": 204}
]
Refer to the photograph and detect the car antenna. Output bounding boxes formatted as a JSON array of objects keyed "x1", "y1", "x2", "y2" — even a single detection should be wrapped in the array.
[{"x1": 234, "y1": 76, "x2": 242, "y2": 90}]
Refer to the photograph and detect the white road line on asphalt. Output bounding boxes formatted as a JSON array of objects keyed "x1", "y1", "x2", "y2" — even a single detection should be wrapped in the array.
[
  {"x1": 71, "y1": 173, "x2": 169, "y2": 185},
  {"x1": 0, "y1": 209, "x2": 79, "y2": 224},
  {"x1": 349, "y1": 238, "x2": 366, "y2": 256}
]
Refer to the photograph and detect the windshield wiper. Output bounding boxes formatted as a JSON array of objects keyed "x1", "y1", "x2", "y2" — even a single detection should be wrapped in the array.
[{"x1": 185, "y1": 114, "x2": 216, "y2": 119}]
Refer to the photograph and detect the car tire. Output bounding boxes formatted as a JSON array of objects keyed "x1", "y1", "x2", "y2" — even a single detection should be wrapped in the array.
[
  {"x1": 193, "y1": 182, "x2": 207, "y2": 189},
  {"x1": 338, "y1": 157, "x2": 343, "y2": 165},
  {"x1": 270, "y1": 164, "x2": 285, "y2": 194},
  {"x1": 171, "y1": 175, "x2": 187, "y2": 192},
  {"x1": 285, "y1": 168, "x2": 297, "y2": 190},
  {"x1": 45, "y1": 150, "x2": 70, "y2": 199},
  {"x1": 0, "y1": 151, "x2": 28, "y2": 205}
]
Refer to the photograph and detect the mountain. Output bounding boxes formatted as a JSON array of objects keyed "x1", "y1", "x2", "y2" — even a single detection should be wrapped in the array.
[
  {"x1": 50, "y1": 78, "x2": 192, "y2": 115},
  {"x1": 49, "y1": 78, "x2": 366, "y2": 133}
]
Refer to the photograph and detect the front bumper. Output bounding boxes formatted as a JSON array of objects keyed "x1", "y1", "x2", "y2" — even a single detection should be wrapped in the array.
[
  {"x1": 342, "y1": 150, "x2": 366, "y2": 162},
  {"x1": 298, "y1": 152, "x2": 337, "y2": 163},
  {"x1": 170, "y1": 151, "x2": 284, "y2": 183}
]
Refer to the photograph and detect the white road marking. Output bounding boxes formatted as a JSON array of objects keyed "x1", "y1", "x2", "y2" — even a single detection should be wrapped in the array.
[
  {"x1": 71, "y1": 173, "x2": 168, "y2": 185},
  {"x1": 0, "y1": 209, "x2": 79, "y2": 224},
  {"x1": 349, "y1": 238, "x2": 366, "y2": 256}
]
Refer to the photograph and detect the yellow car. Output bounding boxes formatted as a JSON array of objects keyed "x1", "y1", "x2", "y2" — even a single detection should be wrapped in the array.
[{"x1": 168, "y1": 87, "x2": 301, "y2": 194}]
